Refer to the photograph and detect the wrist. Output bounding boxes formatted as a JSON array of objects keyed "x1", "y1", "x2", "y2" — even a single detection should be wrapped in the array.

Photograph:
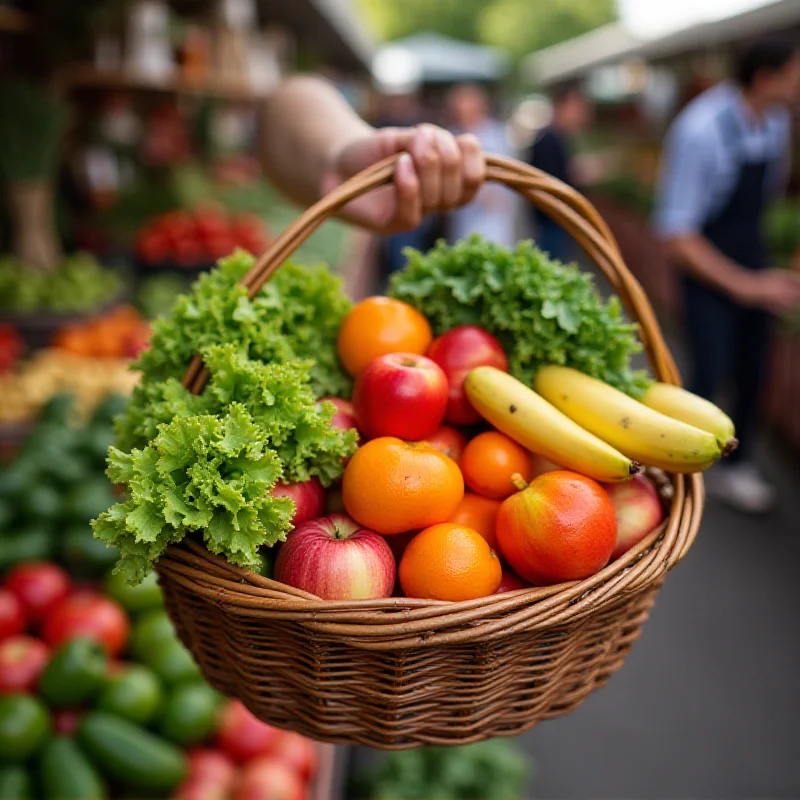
[{"x1": 728, "y1": 271, "x2": 756, "y2": 305}]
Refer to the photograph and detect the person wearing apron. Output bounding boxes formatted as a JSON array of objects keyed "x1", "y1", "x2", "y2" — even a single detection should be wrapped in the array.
[{"x1": 655, "y1": 38, "x2": 800, "y2": 513}]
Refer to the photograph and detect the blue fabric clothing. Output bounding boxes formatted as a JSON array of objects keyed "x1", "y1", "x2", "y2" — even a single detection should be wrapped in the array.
[{"x1": 654, "y1": 81, "x2": 790, "y2": 237}]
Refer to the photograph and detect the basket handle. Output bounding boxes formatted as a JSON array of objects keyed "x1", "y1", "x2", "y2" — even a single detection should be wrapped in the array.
[{"x1": 182, "y1": 153, "x2": 679, "y2": 393}]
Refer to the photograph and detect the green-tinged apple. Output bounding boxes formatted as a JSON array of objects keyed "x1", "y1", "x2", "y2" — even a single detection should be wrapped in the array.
[
  {"x1": 275, "y1": 514, "x2": 395, "y2": 600},
  {"x1": 352, "y1": 353, "x2": 448, "y2": 440},
  {"x1": 603, "y1": 475, "x2": 665, "y2": 560}
]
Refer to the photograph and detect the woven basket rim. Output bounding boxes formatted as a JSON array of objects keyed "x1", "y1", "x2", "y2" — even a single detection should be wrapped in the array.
[{"x1": 155, "y1": 153, "x2": 704, "y2": 650}]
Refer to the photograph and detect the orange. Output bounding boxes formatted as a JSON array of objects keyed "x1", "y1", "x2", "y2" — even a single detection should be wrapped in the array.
[
  {"x1": 460, "y1": 431, "x2": 533, "y2": 500},
  {"x1": 342, "y1": 437, "x2": 464, "y2": 535},
  {"x1": 496, "y1": 471, "x2": 617, "y2": 585},
  {"x1": 447, "y1": 492, "x2": 501, "y2": 551},
  {"x1": 399, "y1": 523, "x2": 502, "y2": 601},
  {"x1": 337, "y1": 296, "x2": 432, "y2": 377}
]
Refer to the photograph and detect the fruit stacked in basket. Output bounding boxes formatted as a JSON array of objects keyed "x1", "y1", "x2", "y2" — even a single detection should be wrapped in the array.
[{"x1": 89, "y1": 156, "x2": 714, "y2": 748}]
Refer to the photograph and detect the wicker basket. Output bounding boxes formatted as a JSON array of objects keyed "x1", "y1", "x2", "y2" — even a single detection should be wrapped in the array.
[{"x1": 156, "y1": 154, "x2": 703, "y2": 750}]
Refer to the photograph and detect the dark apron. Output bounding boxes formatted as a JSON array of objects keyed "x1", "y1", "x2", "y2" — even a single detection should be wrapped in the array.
[{"x1": 682, "y1": 107, "x2": 774, "y2": 462}]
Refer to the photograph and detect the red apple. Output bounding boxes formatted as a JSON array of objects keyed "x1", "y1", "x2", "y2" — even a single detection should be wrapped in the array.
[
  {"x1": 320, "y1": 396, "x2": 358, "y2": 432},
  {"x1": 269, "y1": 731, "x2": 318, "y2": 779},
  {"x1": 427, "y1": 326, "x2": 508, "y2": 425},
  {"x1": 275, "y1": 514, "x2": 395, "y2": 601},
  {"x1": 603, "y1": 475, "x2": 665, "y2": 560},
  {"x1": 352, "y1": 353, "x2": 448, "y2": 441},
  {"x1": 271, "y1": 478, "x2": 325, "y2": 527},
  {"x1": 234, "y1": 757, "x2": 304, "y2": 800},
  {"x1": 215, "y1": 700, "x2": 280, "y2": 763},
  {"x1": 0, "y1": 636, "x2": 49, "y2": 693},
  {"x1": 422, "y1": 425, "x2": 467, "y2": 463},
  {"x1": 495, "y1": 567, "x2": 531, "y2": 593}
]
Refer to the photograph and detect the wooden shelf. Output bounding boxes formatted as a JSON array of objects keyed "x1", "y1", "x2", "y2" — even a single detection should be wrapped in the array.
[
  {"x1": 57, "y1": 65, "x2": 271, "y2": 102},
  {"x1": 0, "y1": 6, "x2": 31, "y2": 33}
]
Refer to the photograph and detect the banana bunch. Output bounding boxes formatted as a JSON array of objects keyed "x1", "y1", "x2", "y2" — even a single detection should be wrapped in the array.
[{"x1": 465, "y1": 365, "x2": 735, "y2": 481}]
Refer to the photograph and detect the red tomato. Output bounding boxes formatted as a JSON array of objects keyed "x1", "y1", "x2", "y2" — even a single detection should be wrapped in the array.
[
  {"x1": 194, "y1": 207, "x2": 229, "y2": 240},
  {"x1": 206, "y1": 235, "x2": 237, "y2": 260},
  {"x1": 236, "y1": 232, "x2": 269, "y2": 255},
  {"x1": 53, "y1": 709, "x2": 82, "y2": 735},
  {"x1": 270, "y1": 732, "x2": 318, "y2": 780},
  {"x1": 0, "y1": 635, "x2": 49, "y2": 693},
  {"x1": 0, "y1": 589, "x2": 26, "y2": 640},
  {"x1": 6, "y1": 563, "x2": 70, "y2": 624},
  {"x1": 215, "y1": 700, "x2": 280, "y2": 763},
  {"x1": 42, "y1": 594, "x2": 129, "y2": 657},
  {"x1": 175, "y1": 749, "x2": 237, "y2": 800},
  {"x1": 137, "y1": 230, "x2": 170, "y2": 265},
  {"x1": 174, "y1": 237, "x2": 204, "y2": 267},
  {"x1": 160, "y1": 210, "x2": 196, "y2": 240},
  {"x1": 234, "y1": 757, "x2": 305, "y2": 800}
]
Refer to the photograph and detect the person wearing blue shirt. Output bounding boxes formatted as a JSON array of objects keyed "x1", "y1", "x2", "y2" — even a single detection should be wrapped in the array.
[{"x1": 655, "y1": 37, "x2": 800, "y2": 513}]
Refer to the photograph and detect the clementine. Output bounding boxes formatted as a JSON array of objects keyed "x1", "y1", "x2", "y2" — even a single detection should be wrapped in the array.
[
  {"x1": 342, "y1": 437, "x2": 464, "y2": 535},
  {"x1": 422, "y1": 425, "x2": 467, "y2": 463},
  {"x1": 496, "y1": 470, "x2": 617, "y2": 585},
  {"x1": 399, "y1": 523, "x2": 502, "y2": 601},
  {"x1": 447, "y1": 492, "x2": 501, "y2": 551},
  {"x1": 460, "y1": 431, "x2": 533, "y2": 500},
  {"x1": 337, "y1": 296, "x2": 432, "y2": 377}
]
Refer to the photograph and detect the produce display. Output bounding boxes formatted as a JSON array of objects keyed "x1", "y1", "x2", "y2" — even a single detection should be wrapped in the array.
[
  {"x1": 92, "y1": 238, "x2": 734, "y2": 607},
  {"x1": 0, "y1": 351, "x2": 139, "y2": 425},
  {"x1": 52, "y1": 306, "x2": 151, "y2": 360},
  {"x1": 136, "y1": 208, "x2": 270, "y2": 269},
  {"x1": 0, "y1": 394, "x2": 124, "y2": 573},
  {"x1": 0, "y1": 325, "x2": 24, "y2": 374},
  {"x1": 0, "y1": 563, "x2": 321, "y2": 800},
  {"x1": 0, "y1": 254, "x2": 122, "y2": 314}
]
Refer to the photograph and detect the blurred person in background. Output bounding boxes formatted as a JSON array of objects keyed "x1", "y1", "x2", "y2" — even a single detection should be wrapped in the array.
[
  {"x1": 655, "y1": 36, "x2": 800, "y2": 513},
  {"x1": 446, "y1": 83, "x2": 518, "y2": 246},
  {"x1": 527, "y1": 81, "x2": 593, "y2": 261}
]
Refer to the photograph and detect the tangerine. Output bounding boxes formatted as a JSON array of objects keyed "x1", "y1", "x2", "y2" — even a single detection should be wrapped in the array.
[
  {"x1": 496, "y1": 470, "x2": 617, "y2": 585},
  {"x1": 447, "y1": 492, "x2": 501, "y2": 551},
  {"x1": 422, "y1": 425, "x2": 467, "y2": 463},
  {"x1": 342, "y1": 437, "x2": 464, "y2": 535},
  {"x1": 337, "y1": 296, "x2": 432, "y2": 377},
  {"x1": 460, "y1": 431, "x2": 533, "y2": 500},
  {"x1": 399, "y1": 523, "x2": 502, "y2": 601}
]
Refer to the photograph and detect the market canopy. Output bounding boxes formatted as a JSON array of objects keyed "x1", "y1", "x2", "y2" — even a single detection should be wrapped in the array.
[
  {"x1": 372, "y1": 33, "x2": 511, "y2": 90},
  {"x1": 526, "y1": 0, "x2": 800, "y2": 86}
]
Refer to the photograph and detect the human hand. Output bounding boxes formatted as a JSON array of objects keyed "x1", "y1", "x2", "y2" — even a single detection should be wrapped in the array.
[
  {"x1": 735, "y1": 268, "x2": 800, "y2": 315},
  {"x1": 320, "y1": 125, "x2": 484, "y2": 234}
]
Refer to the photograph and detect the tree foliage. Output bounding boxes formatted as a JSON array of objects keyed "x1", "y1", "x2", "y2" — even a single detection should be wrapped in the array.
[{"x1": 356, "y1": 0, "x2": 616, "y2": 60}]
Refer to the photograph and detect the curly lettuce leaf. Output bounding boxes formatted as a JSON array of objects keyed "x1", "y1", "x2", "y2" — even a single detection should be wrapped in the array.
[{"x1": 389, "y1": 236, "x2": 649, "y2": 396}]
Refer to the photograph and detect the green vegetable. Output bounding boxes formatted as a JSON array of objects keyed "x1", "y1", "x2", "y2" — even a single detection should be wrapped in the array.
[
  {"x1": 98, "y1": 665, "x2": 163, "y2": 726},
  {"x1": 356, "y1": 739, "x2": 530, "y2": 800},
  {"x1": 0, "y1": 694, "x2": 51, "y2": 763},
  {"x1": 389, "y1": 236, "x2": 648, "y2": 397},
  {"x1": 39, "y1": 394, "x2": 76, "y2": 425},
  {"x1": 78, "y1": 712, "x2": 187, "y2": 793},
  {"x1": 0, "y1": 765, "x2": 32, "y2": 799},
  {"x1": 62, "y1": 478, "x2": 116, "y2": 522},
  {"x1": 143, "y1": 639, "x2": 202, "y2": 686},
  {"x1": 0, "y1": 83, "x2": 68, "y2": 183},
  {"x1": 130, "y1": 610, "x2": 176, "y2": 661},
  {"x1": 60, "y1": 526, "x2": 120, "y2": 579},
  {"x1": 158, "y1": 682, "x2": 221, "y2": 745},
  {"x1": 105, "y1": 570, "x2": 162, "y2": 613},
  {"x1": 39, "y1": 736, "x2": 107, "y2": 800},
  {"x1": 0, "y1": 527, "x2": 56, "y2": 572},
  {"x1": 40, "y1": 638, "x2": 108, "y2": 708},
  {"x1": 19, "y1": 484, "x2": 61, "y2": 521}
]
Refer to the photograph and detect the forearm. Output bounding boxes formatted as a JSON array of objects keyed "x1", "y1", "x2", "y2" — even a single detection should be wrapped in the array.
[
  {"x1": 261, "y1": 76, "x2": 372, "y2": 206},
  {"x1": 665, "y1": 234, "x2": 752, "y2": 301}
]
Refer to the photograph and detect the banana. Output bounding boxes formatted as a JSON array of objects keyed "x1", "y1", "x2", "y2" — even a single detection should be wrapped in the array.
[
  {"x1": 534, "y1": 366, "x2": 722, "y2": 473},
  {"x1": 641, "y1": 382, "x2": 738, "y2": 455},
  {"x1": 464, "y1": 366, "x2": 639, "y2": 483}
]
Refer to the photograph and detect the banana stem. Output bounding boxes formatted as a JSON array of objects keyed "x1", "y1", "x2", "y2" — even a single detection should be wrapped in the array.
[{"x1": 722, "y1": 438, "x2": 739, "y2": 458}]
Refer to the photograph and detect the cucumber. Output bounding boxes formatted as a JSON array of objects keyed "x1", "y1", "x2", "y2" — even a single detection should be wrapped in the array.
[
  {"x1": 39, "y1": 736, "x2": 107, "y2": 800},
  {"x1": 39, "y1": 638, "x2": 108, "y2": 708},
  {"x1": 0, "y1": 694, "x2": 51, "y2": 763},
  {"x1": 78, "y1": 712, "x2": 186, "y2": 793},
  {"x1": 97, "y1": 665, "x2": 163, "y2": 726},
  {"x1": 0, "y1": 765, "x2": 32, "y2": 800}
]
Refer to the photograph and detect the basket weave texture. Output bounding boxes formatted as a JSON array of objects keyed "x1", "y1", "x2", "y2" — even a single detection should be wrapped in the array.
[{"x1": 156, "y1": 154, "x2": 703, "y2": 749}]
